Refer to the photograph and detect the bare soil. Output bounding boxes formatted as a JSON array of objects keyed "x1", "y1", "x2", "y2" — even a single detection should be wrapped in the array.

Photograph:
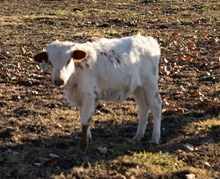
[{"x1": 0, "y1": 0, "x2": 219, "y2": 178}]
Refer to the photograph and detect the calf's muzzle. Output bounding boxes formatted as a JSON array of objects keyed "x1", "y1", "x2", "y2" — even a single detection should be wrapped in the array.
[{"x1": 54, "y1": 78, "x2": 64, "y2": 86}]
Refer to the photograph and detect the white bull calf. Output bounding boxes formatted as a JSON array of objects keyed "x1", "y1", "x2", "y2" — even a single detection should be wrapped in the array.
[{"x1": 34, "y1": 35, "x2": 162, "y2": 152}]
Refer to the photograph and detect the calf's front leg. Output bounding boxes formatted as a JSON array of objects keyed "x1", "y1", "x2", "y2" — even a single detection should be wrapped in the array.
[
  {"x1": 79, "y1": 96, "x2": 96, "y2": 153},
  {"x1": 80, "y1": 125, "x2": 91, "y2": 152}
]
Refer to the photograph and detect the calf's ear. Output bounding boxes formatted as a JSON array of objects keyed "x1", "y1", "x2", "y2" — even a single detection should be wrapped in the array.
[
  {"x1": 72, "y1": 50, "x2": 88, "y2": 62},
  {"x1": 34, "y1": 52, "x2": 48, "y2": 63}
]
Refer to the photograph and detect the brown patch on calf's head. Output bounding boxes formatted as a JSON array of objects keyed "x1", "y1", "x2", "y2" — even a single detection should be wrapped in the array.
[
  {"x1": 34, "y1": 52, "x2": 48, "y2": 63},
  {"x1": 72, "y1": 50, "x2": 88, "y2": 62}
]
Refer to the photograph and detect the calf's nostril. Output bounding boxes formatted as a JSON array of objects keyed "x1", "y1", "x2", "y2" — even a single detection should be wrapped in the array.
[{"x1": 54, "y1": 79, "x2": 64, "y2": 86}]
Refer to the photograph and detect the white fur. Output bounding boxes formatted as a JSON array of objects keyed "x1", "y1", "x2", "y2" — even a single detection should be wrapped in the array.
[{"x1": 36, "y1": 35, "x2": 162, "y2": 149}]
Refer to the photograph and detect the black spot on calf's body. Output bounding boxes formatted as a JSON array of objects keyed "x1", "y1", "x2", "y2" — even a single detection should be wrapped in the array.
[{"x1": 115, "y1": 57, "x2": 121, "y2": 65}]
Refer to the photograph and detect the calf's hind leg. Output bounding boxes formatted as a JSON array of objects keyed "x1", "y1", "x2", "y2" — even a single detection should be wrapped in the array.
[
  {"x1": 133, "y1": 87, "x2": 149, "y2": 142},
  {"x1": 145, "y1": 89, "x2": 162, "y2": 144}
]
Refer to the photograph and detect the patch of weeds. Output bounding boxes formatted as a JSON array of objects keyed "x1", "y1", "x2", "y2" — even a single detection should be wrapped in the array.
[
  {"x1": 111, "y1": 151, "x2": 185, "y2": 177},
  {"x1": 183, "y1": 117, "x2": 220, "y2": 136},
  {"x1": 112, "y1": 141, "x2": 136, "y2": 155},
  {"x1": 50, "y1": 10, "x2": 71, "y2": 16}
]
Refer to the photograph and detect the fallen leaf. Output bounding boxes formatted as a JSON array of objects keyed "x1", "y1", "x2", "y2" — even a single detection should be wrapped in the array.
[
  {"x1": 172, "y1": 32, "x2": 180, "y2": 41},
  {"x1": 204, "y1": 161, "x2": 211, "y2": 168},
  {"x1": 185, "y1": 56, "x2": 191, "y2": 61},
  {"x1": 193, "y1": 90, "x2": 204, "y2": 97},
  {"x1": 183, "y1": 143, "x2": 194, "y2": 151},
  {"x1": 163, "y1": 65, "x2": 170, "y2": 75}
]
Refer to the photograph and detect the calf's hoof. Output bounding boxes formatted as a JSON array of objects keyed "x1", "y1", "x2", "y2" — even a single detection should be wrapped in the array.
[
  {"x1": 132, "y1": 135, "x2": 142, "y2": 143},
  {"x1": 150, "y1": 137, "x2": 160, "y2": 145}
]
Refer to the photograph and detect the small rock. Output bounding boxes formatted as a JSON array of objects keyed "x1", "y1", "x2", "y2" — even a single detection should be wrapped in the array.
[
  {"x1": 49, "y1": 153, "x2": 60, "y2": 159},
  {"x1": 183, "y1": 143, "x2": 194, "y2": 151},
  {"x1": 34, "y1": 163, "x2": 43, "y2": 167},
  {"x1": 185, "y1": 173, "x2": 196, "y2": 179},
  {"x1": 31, "y1": 90, "x2": 39, "y2": 95},
  {"x1": 97, "y1": 147, "x2": 108, "y2": 154},
  {"x1": 56, "y1": 123, "x2": 62, "y2": 128},
  {"x1": 204, "y1": 161, "x2": 211, "y2": 168}
]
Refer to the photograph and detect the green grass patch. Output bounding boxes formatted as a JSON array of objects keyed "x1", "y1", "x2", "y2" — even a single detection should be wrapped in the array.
[{"x1": 118, "y1": 151, "x2": 185, "y2": 176}]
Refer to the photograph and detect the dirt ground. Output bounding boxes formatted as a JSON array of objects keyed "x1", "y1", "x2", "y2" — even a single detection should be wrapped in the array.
[{"x1": 0, "y1": 0, "x2": 219, "y2": 178}]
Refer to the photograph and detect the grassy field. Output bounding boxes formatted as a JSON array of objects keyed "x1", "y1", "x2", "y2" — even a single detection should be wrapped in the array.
[{"x1": 0, "y1": 0, "x2": 219, "y2": 178}]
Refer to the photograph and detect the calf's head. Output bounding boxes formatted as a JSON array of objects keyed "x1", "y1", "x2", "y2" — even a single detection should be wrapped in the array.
[{"x1": 34, "y1": 40, "x2": 87, "y2": 87}]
